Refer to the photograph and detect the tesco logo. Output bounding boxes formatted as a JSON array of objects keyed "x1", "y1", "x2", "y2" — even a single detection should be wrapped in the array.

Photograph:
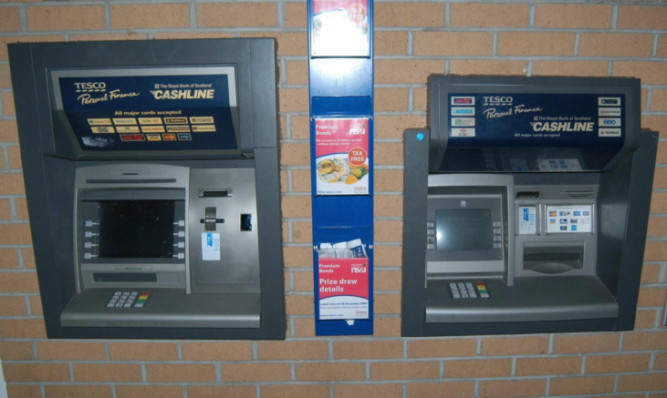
[
  {"x1": 483, "y1": 96, "x2": 513, "y2": 106},
  {"x1": 74, "y1": 82, "x2": 107, "y2": 93}
]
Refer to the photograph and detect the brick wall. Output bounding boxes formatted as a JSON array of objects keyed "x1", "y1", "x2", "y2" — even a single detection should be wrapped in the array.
[{"x1": 0, "y1": 1, "x2": 666, "y2": 397}]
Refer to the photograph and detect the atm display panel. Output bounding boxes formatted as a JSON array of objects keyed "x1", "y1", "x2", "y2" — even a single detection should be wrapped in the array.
[
  {"x1": 402, "y1": 75, "x2": 657, "y2": 336},
  {"x1": 9, "y1": 39, "x2": 284, "y2": 340}
]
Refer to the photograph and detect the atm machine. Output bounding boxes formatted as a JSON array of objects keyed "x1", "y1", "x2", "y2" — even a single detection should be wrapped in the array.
[
  {"x1": 402, "y1": 75, "x2": 658, "y2": 336},
  {"x1": 9, "y1": 39, "x2": 285, "y2": 339}
]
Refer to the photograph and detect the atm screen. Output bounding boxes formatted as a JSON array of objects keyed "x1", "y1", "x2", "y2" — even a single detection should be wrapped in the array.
[
  {"x1": 436, "y1": 209, "x2": 494, "y2": 252},
  {"x1": 98, "y1": 200, "x2": 176, "y2": 258}
]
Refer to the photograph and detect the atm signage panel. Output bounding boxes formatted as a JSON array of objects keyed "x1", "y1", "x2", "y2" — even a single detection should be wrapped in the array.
[
  {"x1": 447, "y1": 94, "x2": 625, "y2": 147},
  {"x1": 52, "y1": 67, "x2": 239, "y2": 152}
]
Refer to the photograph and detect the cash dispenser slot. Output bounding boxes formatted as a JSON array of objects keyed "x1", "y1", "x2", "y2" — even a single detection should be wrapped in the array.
[
  {"x1": 523, "y1": 244, "x2": 584, "y2": 274},
  {"x1": 402, "y1": 75, "x2": 658, "y2": 336}
]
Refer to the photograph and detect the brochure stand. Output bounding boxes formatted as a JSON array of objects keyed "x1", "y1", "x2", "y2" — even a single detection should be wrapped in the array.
[{"x1": 308, "y1": 0, "x2": 374, "y2": 335}]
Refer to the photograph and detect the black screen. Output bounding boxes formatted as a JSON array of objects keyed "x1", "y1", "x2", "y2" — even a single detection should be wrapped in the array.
[
  {"x1": 436, "y1": 209, "x2": 494, "y2": 251},
  {"x1": 98, "y1": 200, "x2": 175, "y2": 258}
]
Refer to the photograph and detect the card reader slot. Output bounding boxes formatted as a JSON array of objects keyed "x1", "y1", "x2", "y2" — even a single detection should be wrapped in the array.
[
  {"x1": 523, "y1": 245, "x2": 583, "y2": 274},
  {"x1": 93, "y1": 272, "x2": 158, "y2": 282}
]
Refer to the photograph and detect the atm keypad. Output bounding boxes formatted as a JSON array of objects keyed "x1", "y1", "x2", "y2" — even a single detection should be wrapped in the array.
[
  {"x1": 449, "y1": 282, "x2": 490, "y2": 299},
  {"x1": 105, "y1": 291, "x2": 151, "y2": 309}
]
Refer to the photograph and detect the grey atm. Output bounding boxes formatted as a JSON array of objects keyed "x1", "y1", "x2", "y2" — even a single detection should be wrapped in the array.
[
  {"x1": 402, "y1": 76, "x2": 658, "y2": 336},
  {"x1": 9, "y1": 39, "x2": 284, "y2": 339}
]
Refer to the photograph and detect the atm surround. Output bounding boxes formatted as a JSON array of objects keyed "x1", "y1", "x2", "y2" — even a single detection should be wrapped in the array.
[
  {"x1": 402, "y1": 75, "x2": 658, "y2": 336},
  {"x1": 9, "y1": 39, "x2": 284, "y2": 339}
]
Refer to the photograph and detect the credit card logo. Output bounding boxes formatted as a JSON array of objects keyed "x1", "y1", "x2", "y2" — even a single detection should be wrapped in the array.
[
  {"x1": 451, "y1": 107, "x2": 475, "y2": 116},
  {"x1": 600, "y1": 118, "x2": 621, "y2": 126},
  {"x1": 598, "y1": 108, "x2": 621, "y2": 117},
  {"x1": 451, "y1": 96, "x2": 475, "y2": 105},
  {"x1": 599, "y1": 128, "x2": 621, "y2": 137},
  {"x1": 451, "y1": 128, "x2": 475, "y2": 137},
  {"x1": 598, "y1": 97, "x2": 621, "y2": 106},
  {"x1": 451, "y1": 117, "x2": 475, "y2": 127}
]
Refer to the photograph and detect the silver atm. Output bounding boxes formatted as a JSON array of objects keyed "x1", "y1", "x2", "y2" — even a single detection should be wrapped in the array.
[
  {"x1": 402, "y1": 76, "x2": 657, "y2": 336},
  {"x1": 9, "y1": 39, "x2": 284, "y2": 339}
]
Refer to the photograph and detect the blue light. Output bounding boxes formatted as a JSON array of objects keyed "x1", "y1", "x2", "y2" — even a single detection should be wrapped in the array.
[{"x1": 416, "y1": 133, "x2": 424, "y2": 141}]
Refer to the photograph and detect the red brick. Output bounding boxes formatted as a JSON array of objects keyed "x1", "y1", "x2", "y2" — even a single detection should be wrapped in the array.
[
  {"x1": 73, "y1": 363, "x2": 142, "y2": 382},
  {"x1": 198, "y1": 3, "x2": 277, "y2": 27},
  {"x1": 408, "y1": 338, "x2": 477, "y2": 358},
  {"x1": 0, "y1": 319, "x2": 46, "y2": 338},
  {"x1": 623, "y1": 331, "x2": 667, "y2": 351},
  {"x1": 414, "y1": 32, "x2": 493, "y2": 56},
  {"x1": 116, "y1": 385, "x2": 183, "y2": 398},
  {"x1": 498, "y1": 32, "x2": 575, "y2": 56},
  {"x1": 221, "y1": 363, "x2": 291, "y2": 382},
  {"x1": 0, "y1": 8, "x2": 20, "y2": 32},
  {"x1": 280, "y1": 142, "x2": 310, "y2": 167},
  {"x1": 450, "y1": 60, "x2": 527, "y2": 76},
  {"x1": 375, "y1": 31, "x2": 408, "y2": 55},
  {"x1": 407, "y1": 382, "x2": 476, "y2": 398},
  {"x1": 375, "y1": 60, "x2": 444, "y2": 84},
  {"x1": 147, "y1": 364, "x2": 216, "y2": 383},
  {"x1": 110, "y1": 4, "x2": 190, "y2": 29},
  {"x1": 262, "y1": 384, "x2": 329, "y2": 398},
  {"x1": 374, "y1": 142, "x2": 403, "y2": 166},
  {"x1": 334, "y1": 339, "x2": 403, "y2": 359},
  {"x1": 515, "y1": 356, "x2": 581, "y2": 376},
  {"x1": 618, "y1": 6, "x2": 667, "y2": 30},
  {"x1": 3, "y1": 363, "x2": 69, "y2": 382},
  {"x1": 479, "y1": 380, "x2": 547, "y2": 397},
  {"x1": 0, "y1": 120, "x2": 18, "y2": 142},
  {"x1": 375, "y1": 220, "x2": 402, "y2": 242},
  {"x1": 372, "y1": 361, "x2": 439, "y2": 380},
  {"x1": 37, "y1": 341, "x2": 105, "y2": 360},
  {"x1": 550, "y1": 376, "x2": 615, "y2": 395},
  {"x1": 0, "y1": 271, "x2": 39, "y2": 292},
  {"x1": 0, "y1": 248, "x2": 18, "y2": 268},
  {"x1": 241, "y1": 32, "x2": 306, "y2": 56},
  {"x1": 27, "y1": 5, "x2": 105, "y2": 31},
  {"x1": 651, "y1": 89, "x2": 667, "y2": 112},
  {"x1": 586, "y1": 354, "x2": 651, "y2": 373},
  {"x1": 334, "y1": 383, "x2": 403, "y2": 398},
  {"x1": 375, "y1": 3, "x2": 444, "y2": 27},
  {"x1": 0, "y1": 340, "x2": 34, "y2": 360},
  {"x1": 43, "y1": 385, "x2": 112, "y2": 398},
  {"x1": 0, "y1": 173, "x2": 26, "y2": 195},
  {"x1": 637, "y1": 286, "x2": 667, "y2": 307},
  {"x1": 481, "y1": 335, "x2": 549, "y2": 356},
  {"x1": 258, "y1": 340, "x2": 328, "y2": 360},
  {"x1": 284, "y1": 3, "x2": 306, "y2": 28},
  {"x1": 0, "y1": 296, "x2": 26, "y2": 316},
  {"x1": 619, "y1": 373, "x2": 667, "y2": 392},
  {"x1": 614, "y1": 62, "x2": 667, "y2": 85},
  {"x1": 535, "y1": 4, "x2": 612, "y2": 28},
  {"x1": 6, "y1": 385, "x2": 40, "y2": 398},
  {"x1": 553, "y1": 333, "x2": 619, "y2": 353},
  {"x1": 445, "y1": 359, "x2": 512, "y2": 378},
  {"x1": 108, "y1": 342, "x2": 178, "y2": 361},
  {"x1": 181, "y1": 341, "x2": 253, "y2": 361},
  {"x1": 451, "y1": 3, "x2": 529, "y2": 27},
  {"x1": 579, "y1": 33, "x2": 654, "y2": 57},
  {"x1": 188, "y1": 386, "x2": 255, "y2": 398},
  {"x1": 297, "y1": 362, "x2": 366, "y2": 381}
]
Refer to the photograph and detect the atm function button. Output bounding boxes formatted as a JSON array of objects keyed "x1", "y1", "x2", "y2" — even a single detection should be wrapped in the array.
[
  {"x1": 427, "y1": 237, "x2": 436, "y2": 244},
  {"x1": 449, "y1": 283, "x2": 461, "y2": 299},
  {"x1": 427, "y1": 222, "x2": 435, "y2": 228},
  {"x1": 493, "y1": 221, "x2": 501, "y2": 227},
  {"x1": 427, "y1": 244, "x2": 435, "y2": 250},
  {"x1": 427, "y1": 228, "x2": 435, "y2": 236},
  {"x1": 493, "y1": 243, "x2": 502, "y2": 249},
  {"x1": 493, "y1": 228, "x2": 502, "y2": 234},
  {"x1": 493, "y1": 236, "x2": 502, "y2": 242}
]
